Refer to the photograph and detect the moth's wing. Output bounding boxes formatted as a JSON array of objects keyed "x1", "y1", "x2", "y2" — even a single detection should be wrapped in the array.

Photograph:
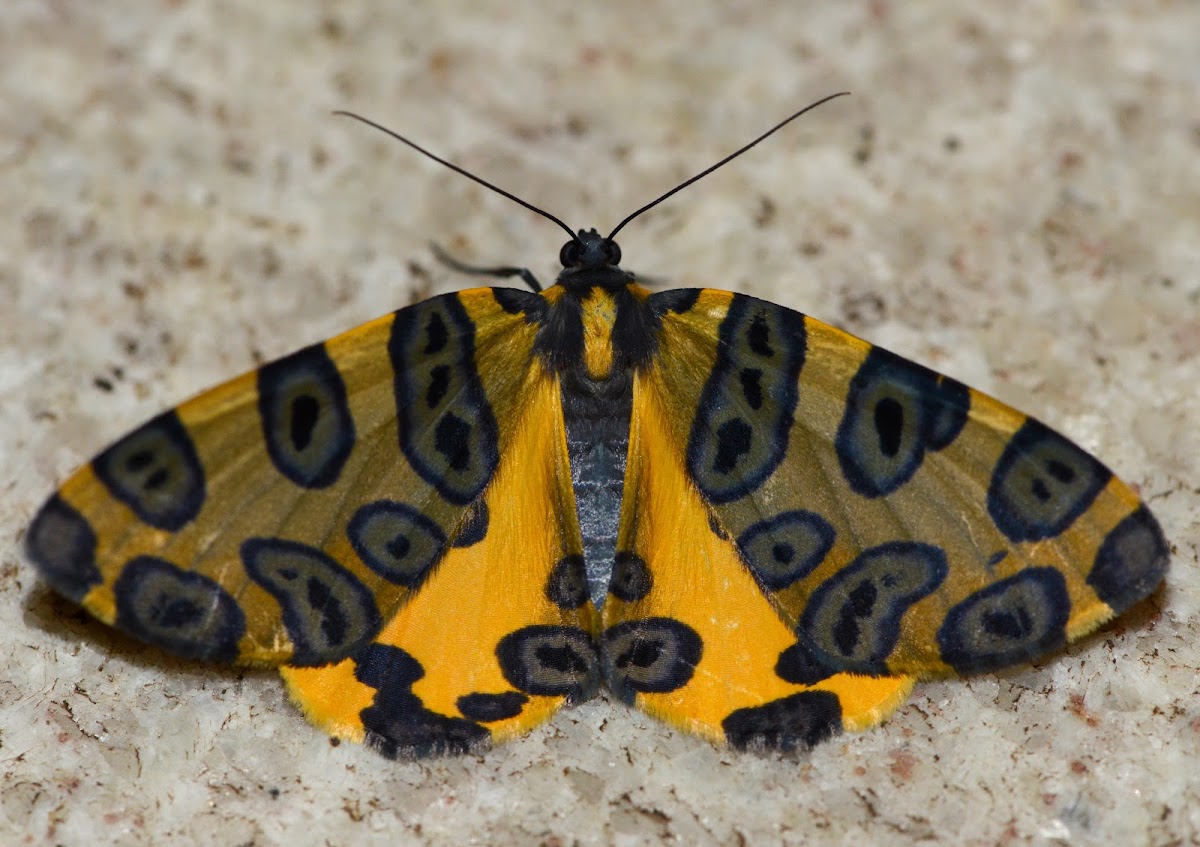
[
  {"x1": 282, "y1": 366, "x2": 601, "y2": 758},
  {"x1": 600, "y1": 287, "x2": 1168, "y2": 750},
  {"x1": 601, "y1": 370, "x2": 914, "y2": 751},
  {"x1": 642, "y1": 289, "x2": 1167, "y2": 680},
  {"x1": 25, "y1": 287, "x2": 573, "y2": 670}
]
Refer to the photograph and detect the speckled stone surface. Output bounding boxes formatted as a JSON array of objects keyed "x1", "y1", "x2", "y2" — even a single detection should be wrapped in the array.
[{"x1": 3, "y1": 3, "x2": 1198, "y2": 845}]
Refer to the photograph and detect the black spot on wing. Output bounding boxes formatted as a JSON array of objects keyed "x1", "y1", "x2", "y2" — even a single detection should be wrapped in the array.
[
  {"x1": 496, "y1": 625, "x2": 601, "y2": 702},
  {"x1": 609, "y1": 552, "x2": 652, "y2": 602},
  {"x1": 257, "y1": 343, "x2": 355, "y2": 489},
  {"x1": 423, "y1": 312, "x2": 449, "y2": 354},
  {"x1": 712, "y1": 418, "x2": 753, "y2": 474},
  {"x1": 722, "y1": 690, "x2": 842, "y2": 752},
  {"x1": 987, "y1": 419, "x2": 1112, "y2": 542},
  {"x1": 492, "y1": 287, "x2": 547, "y2": 321},
  {"x1": 800, "y1": 542, "x2": 947, "y2": 674},
  {"x1": 1087, "y1": 505, "x2": 1169, "y2": 613},
  {"x1": 354, "y1": 644, "x2": 490, "y2": 758},
  {"x1": 456, "y1": 691, "x2": 529, "y2": 723},
  {"x1": 737, "y1": 510, "x2": 835, "y2": 591},
  {"x1": 603, "y1": 618, "x2": 702, "y2": 702},
  {"x1": 242, "y1": 537, "x2": 381, "y2": 666},
  {"x1": 26, "y1": 495, "x2": 100, "y2": 603},
  {"x1": 775, "y1": 640, "x2": 837, "y2": 685},
  {"x1": 835, "y1": 347, "x2": 970, "y2": 498},
  {"x1": 707, "y1": 510, "x2": 730, "y2": 540},
  {"x1": 391, "y1": 295, "x2": 500, "y2": 505},
  {"x1": 113, "y1": 556, "x2": 245, "y2": 662},
  {"x1": 425, "y1": 365, "x2": 451, "y2": 407},
  {"x1": 93, "y1": 410, "x2": 205, "y2": 531},
  {"x1": 648, "y1": 288, "x2": 702, "y2": 317},
  {"x1": 686, "y1": 296, "x2": 806, "y2": 503},
  {"x1": 545, "y1": 555, "x2": 589, "y2": 609},
  {"x1": 451, "y1": 501, "x2": 489, "y2": 548},
  {"x1": 937, "y1": 567, "x2": 1070, "y2": 673},
  {"x1": 347, "y1": 500, "x2": 447, "y2": 587}
]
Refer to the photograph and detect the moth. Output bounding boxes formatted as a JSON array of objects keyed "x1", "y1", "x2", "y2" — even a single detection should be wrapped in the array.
[{"x1": 26, "y1": 95, "x2": 1169, "y2": 757}]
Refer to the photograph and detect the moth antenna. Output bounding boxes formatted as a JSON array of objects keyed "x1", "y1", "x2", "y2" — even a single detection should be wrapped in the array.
[
  {"x1": 334, "y1": 110, "x2": 581, "y2": 246},
  {"x1": 606, "y1": 91, "x2": 850, "y2": 241}
]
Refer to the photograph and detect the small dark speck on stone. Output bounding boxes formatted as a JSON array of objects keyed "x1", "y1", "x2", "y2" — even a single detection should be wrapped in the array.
[{"x1": 755, "y1": 196, "x2": 777, "y2": 228}]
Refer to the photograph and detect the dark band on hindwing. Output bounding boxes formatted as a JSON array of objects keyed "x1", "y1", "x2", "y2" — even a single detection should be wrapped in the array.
[{"x1": 390, "y1": 295, "x2": 500, "y2": 505}]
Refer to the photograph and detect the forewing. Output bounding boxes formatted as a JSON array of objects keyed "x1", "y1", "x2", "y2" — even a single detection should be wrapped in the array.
[
  {"x1": 26, "y1": 287, "x2": 555, "y2": 668},
  {"x1": 635, "y1": 288, "x2": 1168, "y2": 684}
]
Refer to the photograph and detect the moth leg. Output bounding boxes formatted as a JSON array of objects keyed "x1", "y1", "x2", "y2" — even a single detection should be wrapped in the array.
[{"x1": 430, "y1": 243, "x2": 543, "y2": 292}]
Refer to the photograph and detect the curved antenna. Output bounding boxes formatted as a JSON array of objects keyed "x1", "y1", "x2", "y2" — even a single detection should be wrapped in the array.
[
  {"x1": 333, "y1": 110, "x2": 581, "y2": 245},
  {"x1": 606, "y1": 91, "x2": 850, "y2": 241}
]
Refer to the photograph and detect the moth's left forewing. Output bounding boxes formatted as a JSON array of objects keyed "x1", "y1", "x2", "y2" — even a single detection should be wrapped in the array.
[
  {"x1": 611, "y1": 287, "x2": 1166, "y2": 748},
  {"x1": 25, "y1": 287, "x2": 584, "y2": 670}
]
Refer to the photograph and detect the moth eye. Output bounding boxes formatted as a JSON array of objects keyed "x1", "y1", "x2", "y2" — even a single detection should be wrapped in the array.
[
  {"x1": 559, "y1": 240, "x2": 581, "y2": 267},
  {"x1": 603, "y1": 240, "x2": 622, "y2": 265}
]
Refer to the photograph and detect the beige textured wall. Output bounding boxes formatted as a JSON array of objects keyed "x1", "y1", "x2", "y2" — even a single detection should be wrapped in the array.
[{"x1": 3, "y1": 3, "x2": 1198, "y2": 845}]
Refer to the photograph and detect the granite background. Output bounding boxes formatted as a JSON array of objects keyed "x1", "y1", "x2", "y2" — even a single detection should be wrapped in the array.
[{"x1": 2, "y1": 2, "x2": 1198, "y2": 845}]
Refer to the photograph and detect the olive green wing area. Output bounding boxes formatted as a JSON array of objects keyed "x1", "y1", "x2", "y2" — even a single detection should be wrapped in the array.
[
  {"x1": 642, "y1": 288, "x2": 1168, "y2": 681},
  {"x1": 26, "y1": 287, "x2": 549, "y2": 667}
]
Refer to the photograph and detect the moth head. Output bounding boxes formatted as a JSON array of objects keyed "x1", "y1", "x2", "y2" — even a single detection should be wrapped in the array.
[{"x1": 560, "y1": 229, "x2": 622, "y2": 271}]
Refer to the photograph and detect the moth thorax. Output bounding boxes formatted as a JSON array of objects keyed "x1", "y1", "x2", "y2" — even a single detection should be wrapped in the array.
[{"x1": 580, "y1": 289, "x2": 619, "y2": 379}]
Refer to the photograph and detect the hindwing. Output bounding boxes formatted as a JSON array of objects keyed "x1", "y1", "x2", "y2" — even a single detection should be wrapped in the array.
[
  {"x1": 600, "y1": 374, "x2": 915, "y2": 750},
  {"x1": 283, "y1": 369, "x2": 599, "y2": 757}
]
